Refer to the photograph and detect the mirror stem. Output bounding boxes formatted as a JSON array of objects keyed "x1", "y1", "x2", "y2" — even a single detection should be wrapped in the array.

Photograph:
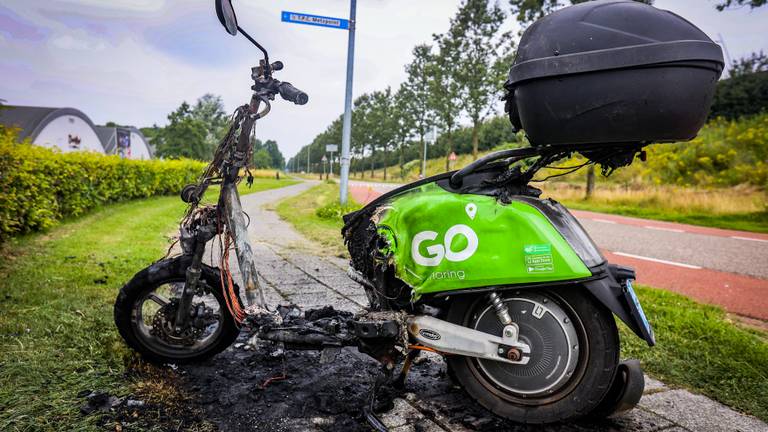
[{"x1": 237, "y1": 26, "x2": 269, "y2": 68}]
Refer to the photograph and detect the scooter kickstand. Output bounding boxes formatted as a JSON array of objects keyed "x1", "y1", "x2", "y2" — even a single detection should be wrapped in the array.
[
  {"x1": 363, "y1": 364, "x2": 393, "y2": 432},
  {"x1": 393, "y1": 349, "x2": 420, "y2": 390}
]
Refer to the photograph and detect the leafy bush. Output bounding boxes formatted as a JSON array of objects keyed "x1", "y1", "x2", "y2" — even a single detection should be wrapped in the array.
[
  {"x1": 315, "y1": 200, "x2": 361, "y2": 220},
  {"x1": 0, "y1": 128, "x2": 205, "y2": 240},
  {"x1": 641, "y1": 114, "x2": 768, "y2": 187},
  {"x1": 710, "y1": 71, "x2": 768, "y2": 120}
]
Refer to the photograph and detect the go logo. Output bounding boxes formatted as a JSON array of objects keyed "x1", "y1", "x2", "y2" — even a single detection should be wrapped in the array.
[{"x1": 411, "y1": 224, "x2": 479, "y2": 267}]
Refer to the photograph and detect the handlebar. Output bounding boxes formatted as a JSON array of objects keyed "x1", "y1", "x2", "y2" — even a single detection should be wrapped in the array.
[{"x1": 278, "y1": 82, "x2": 309, "y2": 105}]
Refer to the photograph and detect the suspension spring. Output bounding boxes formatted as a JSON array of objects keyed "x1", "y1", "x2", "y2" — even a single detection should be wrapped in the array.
[{"x1": 488, "y1": 292, "x2": 512, "y2": 325}]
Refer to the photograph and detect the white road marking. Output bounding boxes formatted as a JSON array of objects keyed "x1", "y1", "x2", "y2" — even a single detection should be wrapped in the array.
[
  {"x1": 730, "y1": 236, "x2": 768, "y2": 243},
  {"x1": 643, "y1": 225, "x2": 685, "y2": 233},
  {"x1": 613, "y1": 252, "x2": 702, "y2": 269},
  {"x1": 591, "y1": 218, "x2": 617, "y2": 224}
]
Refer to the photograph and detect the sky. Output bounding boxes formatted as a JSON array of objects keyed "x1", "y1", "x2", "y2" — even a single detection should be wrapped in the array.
[{"x1": 1, "y1": 0, "x2": 766, "y2": 160}]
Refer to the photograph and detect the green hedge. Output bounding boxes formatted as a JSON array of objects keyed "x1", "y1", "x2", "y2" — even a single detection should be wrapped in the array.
[{"x1": 0, "y1": 128, "x2": 205, "y2": 240}]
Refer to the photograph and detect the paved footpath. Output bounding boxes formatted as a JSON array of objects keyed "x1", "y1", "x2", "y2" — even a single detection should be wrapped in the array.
[
  {"x1": 348, "y1": 181, "x2": 768, "y2": 321},
  {"x1": 185, "y1": 181, "x2": 766, "y2": 432}
]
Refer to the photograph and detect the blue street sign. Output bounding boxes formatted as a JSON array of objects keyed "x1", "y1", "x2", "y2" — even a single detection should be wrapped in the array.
[{"x1": 281, "y1": 11, "x2": 350, "y2": 30}]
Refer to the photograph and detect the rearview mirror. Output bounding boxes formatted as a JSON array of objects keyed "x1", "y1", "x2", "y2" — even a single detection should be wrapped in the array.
[{"x1": 215, "y1": 0, "x2": 238, "y2": 36}]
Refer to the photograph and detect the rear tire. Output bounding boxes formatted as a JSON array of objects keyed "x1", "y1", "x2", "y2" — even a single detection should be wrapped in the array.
[
  {"x1": 114, "y1": 256, "x2": 241, "y2": 364},
  {"x1": 446, "y1": 287, "x2": 619, "y2": 424}
]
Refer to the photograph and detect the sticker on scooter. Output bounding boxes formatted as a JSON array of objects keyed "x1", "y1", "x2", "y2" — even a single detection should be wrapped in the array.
[
  {"x1": 419, "y1": 328, "x2": 441, "y2": 341},
  {"x1": 412, "y1": 224, "x2": 479, "y2": 267},
  {"x1": 465, "y1": 203, "x2": 477, "y2": 220},
  {"x1": 524, "y1": 243, "x2": 555, "y2": 274}
]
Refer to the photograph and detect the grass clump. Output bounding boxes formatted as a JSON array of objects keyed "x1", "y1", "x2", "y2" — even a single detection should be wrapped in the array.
[
  {"x1": 315, "y1": 200, "x2": 361, "y2": 220},
  {"x1": 622, "y1": 285, "x2": 768, "y2": 421},
  {"x1": 276, "y1": 183, "x2": 360, "y2": 257}
]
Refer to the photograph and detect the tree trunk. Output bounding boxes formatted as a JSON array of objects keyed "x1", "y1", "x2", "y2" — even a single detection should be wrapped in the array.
[
  {"x1": 418, "y1": 135, "x2": 425, "y2": 177},
  {"x1": 586, "y1": 165, "x2": 595, "y2": 199},
  {"x1": 445, "y1": 131, "x2": 453, "y2": 172},
  {"x1": 370, "y1": 146, "x2": 375, "y2": 178},
  {"x1": 399, "y1": 140, "x2": 405, "y2": 179},
  {"x1": 471, "y1": 121, "x2": 480, "y2": 160},
  {"x1": 383, "y1": 146, "x2": 388, "y2": 181}
]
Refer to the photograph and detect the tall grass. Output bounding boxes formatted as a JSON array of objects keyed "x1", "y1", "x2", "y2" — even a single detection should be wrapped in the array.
[{"x1": 542, "y1": 183, "x2": 767, "y2": 216}]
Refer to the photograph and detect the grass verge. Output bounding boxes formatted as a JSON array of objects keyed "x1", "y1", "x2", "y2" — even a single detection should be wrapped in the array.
[
  {"x1": 622, "y1": 285, "x2": 768, "y2": 421},
  {"x1": 275, "y1": 183, "x2": 359, "y2": 257},
  {"x1": 0, "y1": 178, "x2": 295, "y2": 431}
]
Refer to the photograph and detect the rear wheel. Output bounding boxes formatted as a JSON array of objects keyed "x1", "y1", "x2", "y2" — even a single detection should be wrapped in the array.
[
  {"x1": 446, "y1": 288, "x2": 619, "y2": 424},
  {"x1": 114, "y1": 256, "x2": 241, "y2": 364}
]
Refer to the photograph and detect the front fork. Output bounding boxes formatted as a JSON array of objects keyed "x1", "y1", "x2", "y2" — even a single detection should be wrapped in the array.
[{"x1": 175, "y1": 225, "x2": 214, "y2": 329}]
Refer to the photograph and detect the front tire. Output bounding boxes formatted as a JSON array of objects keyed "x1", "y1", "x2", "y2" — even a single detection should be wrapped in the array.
[
  {"x1": 446, "y1": 287, "x2": 619, "y2": 424},
  {"x1": 114, "y1": 256, "x2": 241, "y2": 364}
]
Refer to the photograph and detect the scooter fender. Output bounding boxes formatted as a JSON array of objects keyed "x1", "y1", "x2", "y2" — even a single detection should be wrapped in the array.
[{"x1": 584, "y1": 264, "x2": 656, "y2": 346}]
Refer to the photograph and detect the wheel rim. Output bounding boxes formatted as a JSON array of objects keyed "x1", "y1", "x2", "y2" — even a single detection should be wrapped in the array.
[
  {"x1": 130, "y1": 278, "x2": 226, "y2": 359},
  {"x1": 466, "y1": 291, "x2": 587, "y2": 404}
]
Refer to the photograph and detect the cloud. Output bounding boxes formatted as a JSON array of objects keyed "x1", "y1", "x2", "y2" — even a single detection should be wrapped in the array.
[
  {"x1": 50, "y1": 30, "x2": 107, "y2": 51},
  {"x1": 0, "y1": 5, "x2": 50, "y2": 42}
]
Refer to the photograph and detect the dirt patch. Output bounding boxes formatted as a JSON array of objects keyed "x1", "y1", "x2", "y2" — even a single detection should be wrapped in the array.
[{"x1": 172, "y1": 313, "x2": 639, "y2": 432}]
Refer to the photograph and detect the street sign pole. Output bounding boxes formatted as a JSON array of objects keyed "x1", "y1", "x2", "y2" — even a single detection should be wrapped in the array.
[
  {"x1": 282, "y1": 4, "x2": 355, "y2": 200},
  {"x1": 339, "y1": 0, "x2": 356, "y2": 204}
]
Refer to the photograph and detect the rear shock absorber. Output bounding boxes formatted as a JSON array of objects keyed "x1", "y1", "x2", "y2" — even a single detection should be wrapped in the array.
[
  {"x1": 488, "y1": 292, "x2": 512, "y2": 325},
  {"x1": 488, "y1": 292, "x2": 521, "y2": 354}
]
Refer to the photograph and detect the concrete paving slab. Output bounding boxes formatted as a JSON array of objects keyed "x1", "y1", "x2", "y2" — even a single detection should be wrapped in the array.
[{"x1": 640, "y1": 389, "x2": 767, "y2": 432}]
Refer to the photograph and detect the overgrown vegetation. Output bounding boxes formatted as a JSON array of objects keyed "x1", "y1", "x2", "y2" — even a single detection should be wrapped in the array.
[
  {"x1": 0, "y1": 127, "x2": 204, "y2": 240},
  {"x1": 0, "y1": 177, "x2": 297, "y2": 430}
]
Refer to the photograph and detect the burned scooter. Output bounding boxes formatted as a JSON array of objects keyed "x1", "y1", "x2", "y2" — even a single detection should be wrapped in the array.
[{"x1": 114, "y1": 0, "x2": 723, "y2": 427}]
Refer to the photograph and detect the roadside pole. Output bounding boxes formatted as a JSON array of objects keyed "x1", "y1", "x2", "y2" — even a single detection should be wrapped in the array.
[
  {"x1": 306, "y1": 146, "x2": 310, "y2": 174},
  {"x1": 339, "y1": 0, "x2": 356, "y2": 204},
  {"x1": 281, "y1": 5, "x2": 356, "y2": 202}
]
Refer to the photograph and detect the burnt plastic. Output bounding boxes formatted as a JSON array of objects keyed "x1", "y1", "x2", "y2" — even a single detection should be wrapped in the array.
[{"x1": 505, "y1": 0, "x2": 724, "y2": 148}]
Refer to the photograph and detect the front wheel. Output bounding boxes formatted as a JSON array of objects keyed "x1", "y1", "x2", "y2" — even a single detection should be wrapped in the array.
[
  {"x1": 446, "y1": 288, "x2": 619, "y2": 424},
  {"x1": 114, "y1": 256, "x2": 241, "y2": 364}
]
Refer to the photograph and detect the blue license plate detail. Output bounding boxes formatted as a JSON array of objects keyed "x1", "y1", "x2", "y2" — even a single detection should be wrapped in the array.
[{"x1": 626, "y1": 280, "x2": 653, "y2": 337}]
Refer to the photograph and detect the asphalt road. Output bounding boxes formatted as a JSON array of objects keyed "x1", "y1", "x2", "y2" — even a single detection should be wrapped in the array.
[{"x1": 348, "y1": 180, "x2": 768, "y2": 320}]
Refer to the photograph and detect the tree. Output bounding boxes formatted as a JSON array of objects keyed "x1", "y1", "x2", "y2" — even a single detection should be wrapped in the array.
[
  {"x1": 714, "y1": 0, "x2": 766, "y2": 10},
  {"x1": 367, "y1": 88, "x2": 398, "y2": 180},
  {"x1": 190, "y1": 94, "x2": 228, "y2": 155},
  {"x1": 509, "y1": 0, "x2": 653, "y2": 28},
  {"x1": 710, "y1": 60, "x2": 768, "y2": 119},
  {"x1": 429, "y1": 33, "x2": 462, "y2": 171},
  {"x1": 401, "y1": 44, "x2": 436, "y2": 176},
  {"x1": 151, "y1": 95, "x2": 229, "y2": 161},
  {"x1": 351, "y1": 93, "x2": 377, "y2": 177},
  {"x1": 393, "y1": 85, "x2": 416, "y2": 179},
  {"x1": 154, "y1": 102, "x2": 209, "y2": 160},
  {"x1": 450, "y1": 0, "x2": 511, "y2": 160},
  {"x1": 252, "y1": 149, "x2": 272, "y2": 169},
  {"x1": 251, "y1": 138, "x2": 285, "y2": 169},
  {"x1": 728, "y1": 51, "x2": 768, "y2": 78}
]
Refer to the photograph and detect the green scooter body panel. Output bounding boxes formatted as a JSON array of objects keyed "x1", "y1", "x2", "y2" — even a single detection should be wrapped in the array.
[{"x1": 375, "y1": 183, "x2": 591, "y2": 299}]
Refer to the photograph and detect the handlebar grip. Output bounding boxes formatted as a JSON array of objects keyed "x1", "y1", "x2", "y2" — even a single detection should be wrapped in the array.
[{"x1": 278, "y1": 82, "x2": 309, "y2": 105}]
